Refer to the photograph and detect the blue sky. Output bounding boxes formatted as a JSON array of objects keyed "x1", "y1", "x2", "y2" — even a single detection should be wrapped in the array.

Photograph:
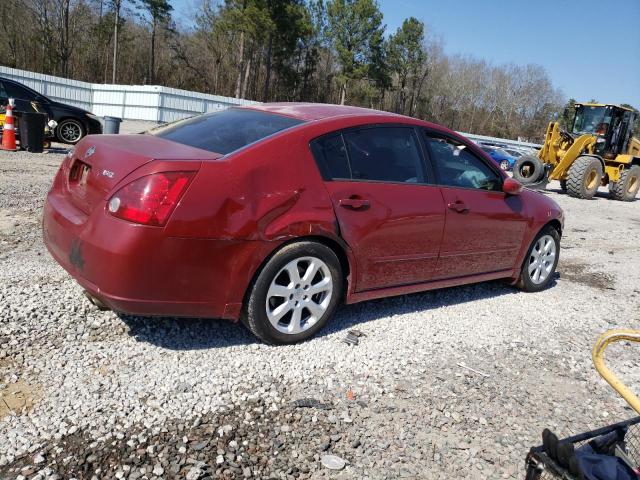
[{"x1": 170, "y1": 0, "x2": 640, "y2": 107}]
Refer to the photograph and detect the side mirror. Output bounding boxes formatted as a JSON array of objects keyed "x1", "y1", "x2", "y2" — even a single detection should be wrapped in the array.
[{"x1": 503, "y1": 177, "x2": 523, "y2": 195}]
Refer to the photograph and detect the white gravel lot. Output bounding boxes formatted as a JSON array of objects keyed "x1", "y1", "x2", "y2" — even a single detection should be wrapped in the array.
[{"x1": 0, "y1": 132, "x2": 639, "y2": 479}]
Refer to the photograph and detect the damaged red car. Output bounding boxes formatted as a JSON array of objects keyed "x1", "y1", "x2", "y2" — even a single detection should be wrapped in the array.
[{"x1": 43, "y1": 103, "x2": 563, "y2": 344}]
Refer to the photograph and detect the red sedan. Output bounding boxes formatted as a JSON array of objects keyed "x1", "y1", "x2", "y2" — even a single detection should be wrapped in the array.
[{"x1": 43, "y1": 103, "x2": 563, "y2": 344}]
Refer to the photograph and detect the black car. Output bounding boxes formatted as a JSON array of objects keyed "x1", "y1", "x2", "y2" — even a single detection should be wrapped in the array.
[{"x1": 0, "y1": 77, "x2": 102, "y2": 144}]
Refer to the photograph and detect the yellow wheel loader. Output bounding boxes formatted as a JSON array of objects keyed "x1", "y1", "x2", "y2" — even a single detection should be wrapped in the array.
[{"x1": 514, "y1": 103, "x2": 640, "y2": 201}]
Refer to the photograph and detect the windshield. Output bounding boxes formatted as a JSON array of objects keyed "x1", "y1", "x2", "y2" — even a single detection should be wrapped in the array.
[
  {"x1": 150, "y1": 108, "x2": 305, "y2": 155},
  {"x1": 572, "y1": 105, "x2": 611, "y2": 136}
]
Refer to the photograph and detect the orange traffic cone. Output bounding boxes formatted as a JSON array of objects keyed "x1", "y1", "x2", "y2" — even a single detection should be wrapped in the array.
[{"x1": 1, "y1": 98, "x2": 17, "y2": 151}]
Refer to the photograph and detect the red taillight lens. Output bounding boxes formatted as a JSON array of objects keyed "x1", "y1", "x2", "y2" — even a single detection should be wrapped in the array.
[{"x1": 107, "y1": 171, "x2": 195, "y2": 226}]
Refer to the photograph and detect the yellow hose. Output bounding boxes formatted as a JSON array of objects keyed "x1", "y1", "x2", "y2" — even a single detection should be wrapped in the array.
[{"x1": 592, "y1": 329, "x2": 640, "y2": 414}]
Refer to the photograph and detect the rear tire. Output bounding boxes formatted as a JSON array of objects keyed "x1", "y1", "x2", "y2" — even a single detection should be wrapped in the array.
[
  {"x1": 516, "y1": 225, "x2": 560, "y2": 292},
  {"x1": 566, "y1": 156, "x2": 603, "y2": 199},
  {"x1": 513, "y1": 155, "x2": 544, "y2": 184},
  {"x1": 609, "y1": 165, "x2": 640, "y2": 201},
  {"x1": 242, "y1": 241, "x2": 344, "y2": 345}
]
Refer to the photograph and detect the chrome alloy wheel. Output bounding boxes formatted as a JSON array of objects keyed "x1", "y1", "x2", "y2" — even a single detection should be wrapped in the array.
[
  {"x1": 500, "y1": 160, "x2": 510, "y2": 171},
  {"x1": 528, "y1": 234, "x2": 557, "y2": 284},
  {"x1": 265, "y1": 256, "x2": 333, "y2": 335},
  {"x1": 58, "y1": 120, "x2": 83, "y2": 143}
]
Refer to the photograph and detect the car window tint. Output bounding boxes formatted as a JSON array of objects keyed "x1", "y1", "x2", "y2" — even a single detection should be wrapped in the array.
[
  {"x1": 310, "y1": 134, "x2": 351, "y2": 179},
  {"x1": 3, "y1": 81, "x2": 35, "y2": 100},
  {"x1": 342, "y1": 127, "x2": 424, "y2": 183},
  {"x1": 424, "y1": 135, "x2": 502, "y2": 191},
  {"x1": 150, "y1": 108, "x2": 304, "y2": 155}
]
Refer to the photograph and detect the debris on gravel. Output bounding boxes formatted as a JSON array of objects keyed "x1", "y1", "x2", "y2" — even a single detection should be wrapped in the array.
[
  {"x1": 321, "y1": 454, "x2": 347, "y2": 470},
  {"x1": 0, "y1": 144, "x2": 639, "y2": 479}
]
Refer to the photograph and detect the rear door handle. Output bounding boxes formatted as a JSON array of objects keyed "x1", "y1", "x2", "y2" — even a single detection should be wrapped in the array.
[
  {"x1": 447, "y1": 200, "x2": 468, "y2": 213},
  {"x1": 339, "y1": 197, "x2": 370, "y2": 210}
]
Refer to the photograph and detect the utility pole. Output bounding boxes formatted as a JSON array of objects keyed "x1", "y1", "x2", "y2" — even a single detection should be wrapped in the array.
[{"x1": 112, "y1": 0, "x2": 121, "y2": 83}]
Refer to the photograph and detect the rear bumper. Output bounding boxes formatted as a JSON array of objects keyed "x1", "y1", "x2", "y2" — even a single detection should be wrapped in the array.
[{"x1": 43, "y1": 192, "x2": 269, "y2": 320}]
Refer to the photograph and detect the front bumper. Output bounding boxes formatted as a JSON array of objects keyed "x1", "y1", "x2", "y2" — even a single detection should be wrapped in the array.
[
  {"x1": 86, "y1": 116, "x2": 103, "y2": 135},
  {"x1": 43, "y1": 191, "x2": 265, "y2": 320}
]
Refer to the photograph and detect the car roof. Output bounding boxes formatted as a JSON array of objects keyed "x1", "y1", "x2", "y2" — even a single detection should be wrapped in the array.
[{"x1": 242, "y1": 102, "x2": 405, "y2": 122}]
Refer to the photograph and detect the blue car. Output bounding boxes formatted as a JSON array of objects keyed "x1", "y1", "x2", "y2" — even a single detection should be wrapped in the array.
[{"x1": 481, "y1": 146, "x2": 516, "y2": 171}]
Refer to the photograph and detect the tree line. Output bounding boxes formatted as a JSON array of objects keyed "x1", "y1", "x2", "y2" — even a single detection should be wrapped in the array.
[{"x1": 0, "y1": 0, "x2": 569, "y2": 141}]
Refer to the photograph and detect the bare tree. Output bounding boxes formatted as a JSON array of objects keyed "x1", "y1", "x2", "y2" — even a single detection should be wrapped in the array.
[{"x1": 0, "y1": 0, "x2": 567, "y2": 141}]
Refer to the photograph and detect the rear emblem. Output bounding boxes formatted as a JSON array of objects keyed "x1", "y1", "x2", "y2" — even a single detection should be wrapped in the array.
[
  {"x1": 102, "y1": 169, "x2": 114, "y2": 178},
  {"x1": 85, "y1": 146, "x2": 96, "y2": 158}
]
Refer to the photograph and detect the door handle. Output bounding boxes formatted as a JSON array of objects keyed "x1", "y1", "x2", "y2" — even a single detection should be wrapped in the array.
[
  {"x1": 447, "y1": 200, "x2": 469, "y2": 213},
  {"x1": 339, "y1": 197, "x2": 370, "y2": 210}
]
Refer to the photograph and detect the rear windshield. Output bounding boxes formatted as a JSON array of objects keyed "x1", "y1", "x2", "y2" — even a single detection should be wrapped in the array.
[{"x1": 150, "y1": 108, "x2": 304, "y2": 155}]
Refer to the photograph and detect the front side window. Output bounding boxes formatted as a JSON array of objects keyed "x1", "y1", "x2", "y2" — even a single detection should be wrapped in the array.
[
  {"x1": 342, "y1": 127, "x2": 425, "y2": 183},
  {"x1": 424, "y1": 134, "x2": 502, "y2": 191},
  {"x1": 150, "y1": 108, "x2": 304, "y2": 155}
]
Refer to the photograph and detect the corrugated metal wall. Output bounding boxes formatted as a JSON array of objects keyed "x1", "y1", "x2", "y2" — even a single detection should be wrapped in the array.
[
  {"x1": 0, "y1": 66, "x2": 541, "y2": 148},
  {"x1": 0, "y1": 66, "x2": 93, "y2": 110},
  {"x1": 0, "y1": 66, "x2": 258, "y2": 122}
]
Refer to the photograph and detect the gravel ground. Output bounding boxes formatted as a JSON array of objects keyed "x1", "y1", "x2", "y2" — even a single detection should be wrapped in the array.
[{"x1": 0, "y1": 135, "x2": 639, "y2": 479}]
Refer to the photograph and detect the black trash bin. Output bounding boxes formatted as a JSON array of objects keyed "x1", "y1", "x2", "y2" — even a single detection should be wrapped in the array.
[
  {"x1": 104, "y1": 116, "x2": 122, "y2": 134},
  {"x1": 18, "y1": 112, "x2": 46, "y2": 153}
]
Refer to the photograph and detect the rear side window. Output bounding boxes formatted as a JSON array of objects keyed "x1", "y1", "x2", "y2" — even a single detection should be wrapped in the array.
[
  {"x1": 310, "y1": 134, "x2": 351, "y2": 179},
  {"x1": 150, "y1": 109, "x2": 304, "y2": 155},
  {"x1": 311, "y1": 126, "x2": 429, "y2": 184},
  {"x1": 343, "y1": 127, "x2": 425, "y2": 183},
  {"x1": 3, "y1": 81, "x2": 36, "y2": 100}
]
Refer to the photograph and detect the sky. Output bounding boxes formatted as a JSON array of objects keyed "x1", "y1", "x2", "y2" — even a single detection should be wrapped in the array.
[{"x1": 170, "y1": 0, "x2": 640, "y2": 107}]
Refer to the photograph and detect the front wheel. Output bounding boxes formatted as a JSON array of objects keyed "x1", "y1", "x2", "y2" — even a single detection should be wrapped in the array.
[
  {"x1": 516, "y1": 226, "x2": 560, "y2": 292},
  {"x1": 242, "y1": 241, "x2": 344, "y2": 344},
  {"x1": 56, "y1": 118, "x2": 85, "y2": 144},
  {"x1": 499, "y1": 159, "x2": 510, "y2": 171},
  {"x1": 566, "y1": 156, "x2": 603, "y2": 199}
]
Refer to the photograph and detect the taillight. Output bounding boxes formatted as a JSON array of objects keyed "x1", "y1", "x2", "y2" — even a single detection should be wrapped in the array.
[{"x1": 107, "y1": 171, "x2": 195, "y2": 226}]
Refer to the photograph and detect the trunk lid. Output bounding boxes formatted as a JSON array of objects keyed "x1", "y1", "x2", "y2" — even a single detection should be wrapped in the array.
[{"x1": 66, "y1": 134, "x2": 221, "y2": 214}]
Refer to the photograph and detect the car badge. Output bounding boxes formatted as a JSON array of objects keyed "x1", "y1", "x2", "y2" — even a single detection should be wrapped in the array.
[{"x1": 85, "y1": 146, "x2": 96, "y2": 158}]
